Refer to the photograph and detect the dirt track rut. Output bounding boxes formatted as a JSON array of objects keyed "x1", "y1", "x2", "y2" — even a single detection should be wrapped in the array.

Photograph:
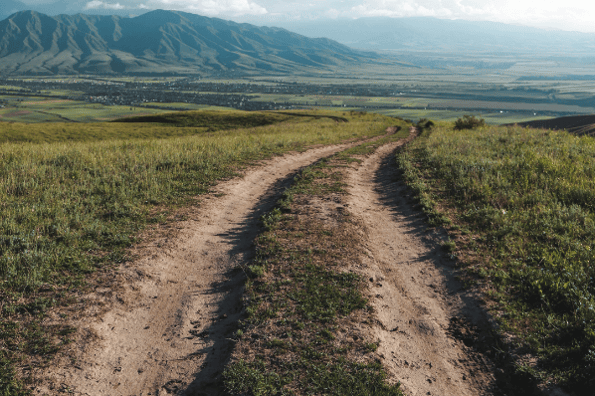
[
  {"x1": 345, "y1": 138, "x2": 495, "y2": 395},
  {"x1": 40, "y1": 142, "x2": 359, "y2": 396},
  {"x1": 41, "y1": 134, "x2": 498, "y2": 396}
]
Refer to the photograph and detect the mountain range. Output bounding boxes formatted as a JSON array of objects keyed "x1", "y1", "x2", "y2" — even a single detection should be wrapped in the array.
[
  {"x1": 0, "y1": 10, "x2": 375, "y2": 75},
  {"x1": 3, "y1": 7, "x2": 595, "y2": 76},
  {"x1": 0, "y1": 0, "x2": 133, "y2": 21},
  {"x1": 280, "y1": 17, "x2": 595, "y2": 55}
]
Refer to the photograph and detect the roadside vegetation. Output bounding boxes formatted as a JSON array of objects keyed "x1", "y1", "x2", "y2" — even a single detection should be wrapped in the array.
[
  {"x1": 397, "y1": 122, "x2": 595, "y2": 394},
  {"x1": 453, "y1": 114, "x2": 485, "y2": 130},
  {"x1": 0, "y1": 110, "x2": 396, "y2": 394},
  {"x1": 222, "y1": 123, "x2": 410, "y2": 395}
]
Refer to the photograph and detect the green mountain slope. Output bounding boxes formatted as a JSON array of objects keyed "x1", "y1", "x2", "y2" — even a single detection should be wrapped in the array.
[{"x1": 0, "y1": 10, "x2": 375, "y2": 75}]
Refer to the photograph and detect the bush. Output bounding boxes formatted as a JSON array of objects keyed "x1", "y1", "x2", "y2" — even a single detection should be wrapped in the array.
[
  {"x1": 454, "y1": 115, "x2": 485, "y2": 130},
  {"x1": 416, "y1": 118, "x2": 435, "y2": 131}
]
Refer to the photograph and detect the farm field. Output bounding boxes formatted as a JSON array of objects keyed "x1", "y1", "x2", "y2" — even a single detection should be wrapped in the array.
[
  {"x1": 397, "y1": 124, "x2": 595, "y2": 394},
  {"x1": 138, "y1": 102, "x2": 231, "y2": 111},
  {"x1": 513, "y1": 114, "x2": 595, "y2": 136},
  {"x1": 3, "y1": 57, "x2": 595, "y2": 125},
  {"x1": 0, "y1": 90, "x2": 561, "y2": 125}
]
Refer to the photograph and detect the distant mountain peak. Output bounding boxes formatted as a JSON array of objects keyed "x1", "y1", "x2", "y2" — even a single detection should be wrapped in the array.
[
  {"x1": 136, "y1": 9, "x2": 186, "y2": 22},
  {"x1": 0, "y1": 10, "x2": 372, "y2": 76}
]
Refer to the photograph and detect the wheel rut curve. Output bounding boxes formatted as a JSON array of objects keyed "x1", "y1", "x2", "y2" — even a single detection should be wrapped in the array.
[
  {"x1": 344, "y1": 136, "x2": 498, "y2": 396},
  {"x1": 39, "y1": 141, "x2": 370, "y2": 396}
]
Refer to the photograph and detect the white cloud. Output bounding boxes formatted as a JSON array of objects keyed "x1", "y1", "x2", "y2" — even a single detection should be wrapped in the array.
[
  {"x1": 145, "y1": 0, "x2": 267, "y2": 15},
  {"x1": 325, "y1": 8, "x2": 341, "y2": 18},
  {"x1": 25, "y1": 0, "x2": 595, "y2": 32},
  {"x1": 343, "y1": 0, "x2": 595, "y2": 32},
  {"x1": 349, "y1": 0, "x2": 484, "y2": 18},
  {"x1": 85, "y1": 0, "x2": 126, "y2": 9}
]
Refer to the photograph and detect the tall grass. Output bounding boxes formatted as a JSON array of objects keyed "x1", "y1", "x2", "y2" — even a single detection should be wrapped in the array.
[
  {"x1": 1, "y1": 111, "x2": 393, "y2": 290},
  {"x1": 398, "y1": 125, "x2": 595, "y2": 392},
  {"x1": 0, "y1": 110, "x2": 395, "y2": 393}
]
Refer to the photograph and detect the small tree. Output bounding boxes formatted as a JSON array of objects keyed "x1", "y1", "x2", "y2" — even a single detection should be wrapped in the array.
[{"x1": 454, "y1": 115, "x2": 485, "y2": 130}]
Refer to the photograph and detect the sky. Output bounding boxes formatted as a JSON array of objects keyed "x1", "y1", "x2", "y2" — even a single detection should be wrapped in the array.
[{"x1": 18, "y1": 0, "x2": 595, "y2": 33}]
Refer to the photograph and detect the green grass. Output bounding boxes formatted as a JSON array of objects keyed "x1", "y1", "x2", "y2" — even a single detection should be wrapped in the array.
[
  {"x1": 223, "y1": 122, "x2": 409, "y2": 395},
  {"x1": 0, "y1": 109, "x2": 368, "y2": 144},
  {"x1": 0, "y1": 110, "x2": 290, "y2": 143},
  {"x1": 0, "y1": 109, "x2": 397, "y2": 394},
  {"x1": 115, "y1": 109, "x2": 295, "y2": 128},
  {"x1": 397, "y1": 124, "x2": 595, "y2": 394},
  {"x1": 0, "y1": 101, "x2": 166, "y2": 123}
]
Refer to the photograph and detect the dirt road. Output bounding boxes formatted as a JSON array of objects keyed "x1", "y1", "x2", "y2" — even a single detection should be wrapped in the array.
[
  {"x1": 40, "y1": 142, "x2": 361, "y2": 396},
  {"x1": 345, "y1": 138, "x2": 496, "y2": 395},
  {"x1": 40, "y1": 134, "x2": 497, "y2": 395}
]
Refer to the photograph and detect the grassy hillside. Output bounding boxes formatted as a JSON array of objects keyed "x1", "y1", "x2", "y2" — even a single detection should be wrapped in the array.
[
  {"x1": 0, "y1": 110, "x2": 299, "y2": 143},
  {"x1": 0, "y1": 110, "x2": 396, "y2": 394},
  {"x1": 397, "y1": 124, "x2": 595, "y2": 394}
]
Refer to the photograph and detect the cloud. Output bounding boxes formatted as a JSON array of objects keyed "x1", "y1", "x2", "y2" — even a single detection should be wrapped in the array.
[
  {"x1": 85, "y1": 0, "x2": 126, "y2": 9},
  {"x1": 343, "y1": 0, "x2": 595, "y2": 32},
  {"x1": 26, "y1": 0, "x2": 595, "y2": 32},
  {"x1": 349, "y1": 0, "x2": 475, "y2": 18},
  {"x1": 145, "y1": 0, "x2": 267, "y2": 15}
]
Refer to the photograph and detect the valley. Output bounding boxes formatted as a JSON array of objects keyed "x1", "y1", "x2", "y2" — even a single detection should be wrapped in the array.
[{"x1": 2, "y1": 6, "x2": 595, "y2": 396}]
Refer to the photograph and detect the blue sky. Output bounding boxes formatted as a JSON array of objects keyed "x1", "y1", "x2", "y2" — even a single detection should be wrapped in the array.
[{"x1": 18, "y1": 0, "x2": 595, "y2": 33}]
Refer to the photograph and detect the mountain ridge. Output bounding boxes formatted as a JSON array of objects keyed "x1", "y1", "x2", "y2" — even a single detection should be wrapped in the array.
[
  {"x1": 0, "y1": 10, "x2": 375, "y2": 75},
  {"x1": 277, "y1": 17, "x2": 595, "y2": 54}
]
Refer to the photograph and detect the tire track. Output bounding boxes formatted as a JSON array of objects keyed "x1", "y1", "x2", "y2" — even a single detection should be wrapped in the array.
[
  {"x1": 38, "y1": 137, "x2": 388, "y2": 396},
  {"x1": 345, "y1": 136, "x2": 498, "y2": 395}
]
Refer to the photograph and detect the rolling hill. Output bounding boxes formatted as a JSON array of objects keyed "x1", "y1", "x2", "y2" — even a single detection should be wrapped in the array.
[{"x1": 0, "y1": 10, "x2": 376, "y2": 75}]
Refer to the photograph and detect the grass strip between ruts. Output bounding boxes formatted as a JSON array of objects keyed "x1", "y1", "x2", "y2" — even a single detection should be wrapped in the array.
[{"x1": 222, "y1": 124, "x2": 410, "y2": 395}]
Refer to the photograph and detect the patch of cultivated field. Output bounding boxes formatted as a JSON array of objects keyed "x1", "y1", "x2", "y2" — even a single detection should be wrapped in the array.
[
  {"x1": 514, "y1": 114, "x2": 595, "y2": 136},
  {"x1": 398, "y1": 124, "x2": 595, "y2": 394},
  {"x1": 0, "y1": 110, "x2": 396, "y2": 394}
]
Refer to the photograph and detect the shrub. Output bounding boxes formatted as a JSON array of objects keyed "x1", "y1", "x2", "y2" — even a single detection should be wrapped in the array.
[
  {"x1": 416, "y1": 118, "x2": 435, "y2": 131},
  {"x1": 454, "y1": 115, "x2": 485, "y2": 130}
]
